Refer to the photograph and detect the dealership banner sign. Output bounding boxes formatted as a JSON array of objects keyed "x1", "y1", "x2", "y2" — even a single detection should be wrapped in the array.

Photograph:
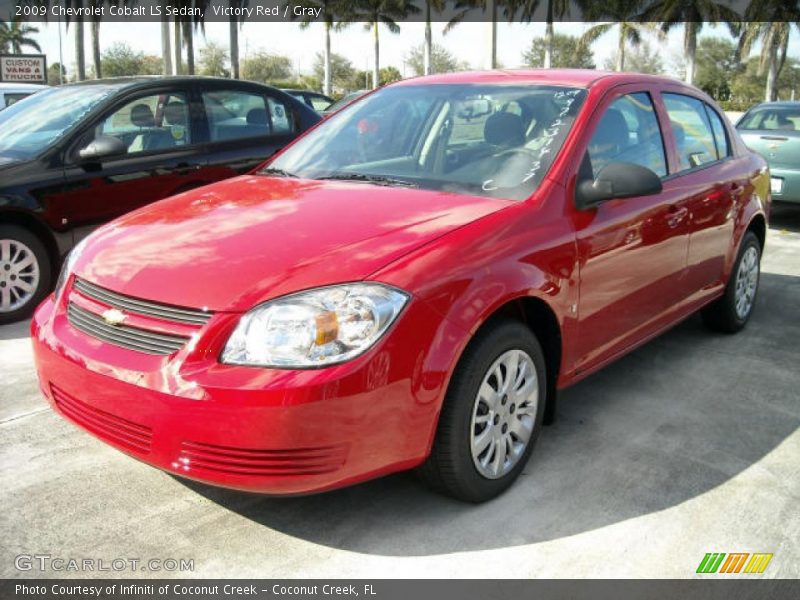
[
  {"x1": 0, "y1": 54, "x2": 47, "y2": 84},
  {"x1": 0, "y1": 0, "x2": 792, "y2": 23}
]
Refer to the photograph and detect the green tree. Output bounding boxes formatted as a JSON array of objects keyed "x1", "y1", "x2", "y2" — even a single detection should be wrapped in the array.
[
  {"x1": 198, "y1": 40, "x2": 229, "y2": 77},
  {"x1": 693, "y1": 37, "x2": 741, "y2": 101},
  {"x1": 346, "y1": 0, "x2": 419, "y2": 89},
  {"x1": 288, "y1": 0, "x2": 353, "y2": 96},
  {"x1": 580, "y1": 0, "x2": 664, "y2": 72},
  {"x1": 100, "y1": 42, "x2": 162, "y2": 77},
  {"x1": 522, "y1": 33, "x2": 594, "y2": 69},
  {"x1": 312, "y1": 51, "x2": 355, "y2": 91},
  {"x1": 603, "y1": 40, "x2": 663, "y2": 74},
  {"x1": 638, "y1": 0, "x2": 740, "y2": 84},
  {"x1": 508, "y1": 0, "x2": 572, "y2": 68},
  {"x1": 47, "y1": 63, "x2": 67, "y2": 85},
  {"x1": 732, "y1": 56, "x2": 800, "y2": 104},
  {"x1": 0, "y1": 18, "x2": 42, "y2": 54},
  {"x1": 241, "y1": 51, "x2": 293, "y2": 83},
  {"x1": 406, "y1": 42, "x2": 464, "y2": 75},
  {"x1": 380, "y1": 65, "x2": 402, "y2": 84}
]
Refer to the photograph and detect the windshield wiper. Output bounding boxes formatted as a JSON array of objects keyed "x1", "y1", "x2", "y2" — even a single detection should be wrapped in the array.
[
  {"x1": 316, "y1": 173, "x2": 418, "y2": 188},
  {"x1": 259, "y1": 167, "x2": 297, "y2": 178}
]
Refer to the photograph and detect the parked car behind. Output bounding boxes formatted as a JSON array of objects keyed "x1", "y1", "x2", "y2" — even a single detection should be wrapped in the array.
[
  {"x1": 282, "y1": 89, "x2": 334, "y2": 113},
  {"x1": 736, "y1": 101, "x2": 800, "y2": 204},
  {"x1": 0, "y1": 76, "x2": 320, "y2": 323},
  {"x1": 0, "y1": 82, "x2": 47, "y2": 109},
  {"x1": 322, "y1": 90, "x2": 368, "y2": 117},
  {"x1": 32, "y1": 70, "x2": 769, "y2": 502}
]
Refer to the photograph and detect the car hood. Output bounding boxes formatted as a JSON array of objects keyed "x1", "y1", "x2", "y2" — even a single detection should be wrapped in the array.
[{"x1": 76, "y1": 175, "x2": 509, "y2": 312}]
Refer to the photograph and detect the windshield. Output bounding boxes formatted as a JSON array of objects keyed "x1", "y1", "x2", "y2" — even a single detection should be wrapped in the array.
[
  {"x1": 738, "y1": 106, "x2": 800, "y2": 132},
  {"x1": 268, "y1": 84, "x2": 586, "y2": 200},
  {"x1": 0, "y1": 85, "x2": 117, "y2": 162}
]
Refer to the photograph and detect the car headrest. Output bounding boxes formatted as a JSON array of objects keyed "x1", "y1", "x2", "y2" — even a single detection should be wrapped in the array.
[
  {"x1": 246, "y1": 108, "x2": 268, "y2": 126},
  {"x1": 484, "y1": 112, "x2": 525, "y2": 147},
  {"x1": 130, "y1": 104, "x2": 155, "y2": 128},
  {"x1": 670, "y1": 120, "x2": 686, "y2": 145},
  {"x1": 163, "y1": 102, "x2": 187, "y2": 126},
  {"x1": 592, "y1": 108, "x2": 628, "y2": 149},
  {"x1": 776, "y1": 114, "x2": 795, "y2": 130}
]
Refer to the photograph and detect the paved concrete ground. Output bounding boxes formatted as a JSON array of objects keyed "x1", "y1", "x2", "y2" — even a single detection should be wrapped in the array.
[{"x1": 2, "y1": 206, "x2": 799, "y2": 579}]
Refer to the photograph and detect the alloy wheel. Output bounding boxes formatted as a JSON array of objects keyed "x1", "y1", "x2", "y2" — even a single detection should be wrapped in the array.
[
  {"x1": 0, "y1": 239, "x2": 40, "y2": 313},
  {"x1": 734, "y1": 245, "x2": 759, "y2": 320},
  {"x1": 470, "y1": 349, "x2": 538, "y2": 479}
]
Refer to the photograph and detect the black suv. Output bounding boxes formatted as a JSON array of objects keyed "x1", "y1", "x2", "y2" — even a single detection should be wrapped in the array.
[{"x1": 0, "y1": 76, "x2": 320, "y2": 323}]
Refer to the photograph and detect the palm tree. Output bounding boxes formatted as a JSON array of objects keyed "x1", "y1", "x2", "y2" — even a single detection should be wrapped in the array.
[
  {"x1": 288, "y1": 1, "x2": 351, "y2": 95},
  {"x1": 738, "y1": 1, "x2": 800, "y2": 101},
  {"x1": 507, "y1": 0, "x2": 571, "y2": 69},
  {"x1": 90, "y1": 17, "x2": 101, "y2": 78},
  {"x1": 161, "y1": 20, "x2": 173, "y2": 75},
  {"x1": 420, "y1": 0, "x2": 446, "y2": 74},
  {"x1": 448, "y1": 0, "x2": 515, "y2": 69},
  {"x1": 638, "y1": 0, "x2": 740, "y2": 85},
  {"x1": 348, "y1": 0, "x2": 419, "y2": 89},
  {"x1": 0, "y1": 18, "x2": 42, "y2": 54},
  {"x1": 228, "y1": 0, "x2": 250, "y2": 79},
  {"x1": 75, "y1": 20, "x2": 86, "y2": 80},
  {"x1": 579, "y1": 0, "x2": 664, "y2": 72}
]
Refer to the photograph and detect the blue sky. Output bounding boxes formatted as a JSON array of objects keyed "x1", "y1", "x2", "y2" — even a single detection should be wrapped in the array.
[{"x1": 32, "y1": 20, "x2": 800, "y2": 78}]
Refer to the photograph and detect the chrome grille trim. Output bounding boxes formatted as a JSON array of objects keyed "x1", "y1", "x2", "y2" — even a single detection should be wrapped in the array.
[
  {"x1": 67, "y1": 303, "x2": 189, "y2": 355},
  {"x1": 73, "y1": 278, "x2": 212, "y2": 325}
]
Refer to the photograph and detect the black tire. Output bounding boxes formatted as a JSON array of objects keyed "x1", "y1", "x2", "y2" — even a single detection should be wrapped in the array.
[
  {"x1": 701, "y1": 231, "x2": 761, "y2": 334},
  {"x1": 418, "y1": 319, "x2": 547, "y2": 502},
  {"x1": 0, "y1": 225, "x2": 52, "y2": 325}
]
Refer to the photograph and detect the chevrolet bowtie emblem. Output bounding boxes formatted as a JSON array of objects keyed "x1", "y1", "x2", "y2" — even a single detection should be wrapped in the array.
[{"x1": 102, "y1": 308, "x2": 127, "y2": 326}]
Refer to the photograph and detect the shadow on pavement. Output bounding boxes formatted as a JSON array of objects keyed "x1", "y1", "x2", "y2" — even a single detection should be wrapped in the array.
[
  {"x1": 770, "y1": 203, "x2": 800, "y2": 233},
  {"x1": 179, "y1": 271, "x2": 800, "y2": 556},
  {"x1": 0, "y1": 319, "x2": 31, "y2": 341}
]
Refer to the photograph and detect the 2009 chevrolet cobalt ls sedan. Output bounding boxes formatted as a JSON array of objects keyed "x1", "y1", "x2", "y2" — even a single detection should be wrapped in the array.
[{"x1": 32, "y1": 70, "x2": 770, "y2": 502}]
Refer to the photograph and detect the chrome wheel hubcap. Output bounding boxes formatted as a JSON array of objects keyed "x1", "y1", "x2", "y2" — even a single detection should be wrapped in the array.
[
  {"x1": 734, "y1": 246, "x2": 759, "y2": 320},
  {"x1": 470, "y1": 349, "x2": 538, "y2": 479},
  {"x1": 0, "y1": 239, "x2": 40, "y2": 313}
]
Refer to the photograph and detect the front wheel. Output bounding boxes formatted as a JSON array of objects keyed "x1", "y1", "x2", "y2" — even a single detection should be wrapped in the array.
[
  {"x1": 0, "y1": 225, "x2": 52, "y2": 325},
  {"x1": 701, "y1": 231, "x2": 761, "y2": 333},
  {"x1": 418, "y1": 319, "x2": 547, "y2": 502}
]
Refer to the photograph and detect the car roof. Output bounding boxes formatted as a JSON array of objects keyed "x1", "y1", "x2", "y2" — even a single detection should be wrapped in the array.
[
  {"x1": 60, "y1": 75, "x2": 282, "y2": 91},
  {"x1": 750, "y1": 101, "x2": 800, "y2": 108},
  {"x1": 0, "y1": 82, "x2": 48, "y2": 91},
  {"x1": 392, "y1": 69, "x2": 687, "y2": 90}
]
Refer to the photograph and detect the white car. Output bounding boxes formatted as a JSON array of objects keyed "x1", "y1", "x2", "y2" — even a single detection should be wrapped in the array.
[{"x1": 0, "y1": 83, "x2": 48, "y2": 110}]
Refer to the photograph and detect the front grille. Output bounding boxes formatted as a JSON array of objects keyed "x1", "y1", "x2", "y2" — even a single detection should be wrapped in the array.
[
  {"x1": 73, "y1": 278, "x2": 212, "y2": 325},
  {"x1": 178, "y1": 441, "x2": 347, "y2": 476},
  {"x1": 67, "y1": 303, "x2": 189, "y2": 355},
  {"x1": 51, "y1": 384, "x2": 152, "y2": 454}
]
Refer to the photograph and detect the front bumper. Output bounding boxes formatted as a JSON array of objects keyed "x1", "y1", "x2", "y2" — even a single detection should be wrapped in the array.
[{"x1": 31, "y1": 293, "x2": 450, "y2": 494}]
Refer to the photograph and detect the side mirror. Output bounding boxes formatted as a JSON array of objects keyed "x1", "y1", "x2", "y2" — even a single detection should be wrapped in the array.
[
  {"x1": 576, "y1": 162, "x2": 662, "y2": 210},
  {"x1": 78, "y1": 136, "x2": 126, "y2": 162}
]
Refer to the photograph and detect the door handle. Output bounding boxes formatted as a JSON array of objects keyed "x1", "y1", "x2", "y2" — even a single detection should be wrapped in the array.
[
  {"x1": 667, "y1": 205, "x2": 688, "y2": 228},
  {"x1": 172, "y1": 163, "x2": 202, "y2": 175}
]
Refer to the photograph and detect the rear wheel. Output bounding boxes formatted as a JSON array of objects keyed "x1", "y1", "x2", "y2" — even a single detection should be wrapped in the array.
[
  {"x1": 701, "y1": 231, "x2": 761, "y2": 333},
  {"x1": 0, "y1": 225, "x2": 52, "y2": 325},
  {"x1": 418, "y1": 319, "x2": 547, "y2": 502}
]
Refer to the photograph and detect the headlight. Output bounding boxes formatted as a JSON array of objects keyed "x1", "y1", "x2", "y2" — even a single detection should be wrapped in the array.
[
  {"x1": 221, "y1": 283, "x2": 409, "y2": 368},
  {"x1": 54, "y1": 237, "x2": 89, "y2": 300}
]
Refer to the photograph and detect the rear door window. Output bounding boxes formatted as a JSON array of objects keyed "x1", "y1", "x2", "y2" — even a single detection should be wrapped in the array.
[
  {"x1": 704, "y1": 104, "x2": 731, "y2": 160},
  {"x1": 202, "y1": 89, "x2": 295, "y2": 143},
  {"x1": 662, "y1": 93, "x2": 719, "y2": 171}
]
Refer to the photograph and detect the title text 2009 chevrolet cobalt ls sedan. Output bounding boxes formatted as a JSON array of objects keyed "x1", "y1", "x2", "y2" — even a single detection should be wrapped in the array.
[{"x1": 32, "y1": 70, "x2": 769, "y2": 502}]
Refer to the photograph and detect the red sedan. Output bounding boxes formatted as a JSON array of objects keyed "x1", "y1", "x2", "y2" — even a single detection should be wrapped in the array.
[{"x1": 31, "y1": 70, "x2": 770, "y2": 502}]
